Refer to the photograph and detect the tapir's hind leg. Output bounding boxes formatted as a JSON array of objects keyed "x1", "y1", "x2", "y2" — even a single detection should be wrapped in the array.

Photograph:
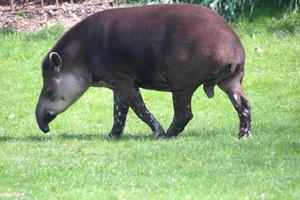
[
  {"x1": 108, "y1": 91, "x2": 129, "y2": 138},
  {"x1": 218, "y1": 65, "x2": 251, "y2": 138},
  {"x1": 165, "y1": 87, "x2": 195, "y2": 138}
]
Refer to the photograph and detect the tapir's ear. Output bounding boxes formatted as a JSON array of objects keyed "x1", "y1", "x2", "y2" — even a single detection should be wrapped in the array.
[{"x1": 49, "y1": 52, "x2": 62, "y2": 72}]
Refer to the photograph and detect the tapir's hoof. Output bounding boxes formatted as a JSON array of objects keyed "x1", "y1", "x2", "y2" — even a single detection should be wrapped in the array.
[
  {"x1": 163, "y1": 128, "x2": 180, "y2": 140},
  {"x1": 238, "y1": 130, "x2": 252, "y2": 139},
  {"x1": 107, "y1": 132, "x2": 122, "y2": 139},
  {"x1": 153, "y1": 133, "x2": 166, "y2": 140},
  {"x1": 153, "y1": 128, "x2": 166, "y2": 140}
]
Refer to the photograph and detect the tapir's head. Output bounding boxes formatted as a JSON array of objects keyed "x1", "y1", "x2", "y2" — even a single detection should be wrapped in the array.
[{"x1": 36, "y1": 50, "x2": 90, "y2": 133}]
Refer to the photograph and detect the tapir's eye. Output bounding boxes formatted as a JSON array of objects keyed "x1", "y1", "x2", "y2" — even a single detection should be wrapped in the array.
[{"x1": 45, "y1": 90, "x2": 54, "y2": 98}]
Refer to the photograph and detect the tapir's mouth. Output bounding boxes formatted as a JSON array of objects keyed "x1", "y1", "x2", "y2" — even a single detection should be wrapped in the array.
[{"x1": 38, "y1": 111, "x2": 57, "y2": 133}]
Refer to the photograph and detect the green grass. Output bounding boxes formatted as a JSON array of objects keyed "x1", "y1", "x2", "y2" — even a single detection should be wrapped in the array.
[{"x1": 0, "y1": 11, "x2": 300, "y2": 199}]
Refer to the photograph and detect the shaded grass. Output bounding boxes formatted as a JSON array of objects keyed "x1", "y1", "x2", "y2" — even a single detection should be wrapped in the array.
[{"x1": 0, "y1": 12, "x2": 300, "y2": 200}]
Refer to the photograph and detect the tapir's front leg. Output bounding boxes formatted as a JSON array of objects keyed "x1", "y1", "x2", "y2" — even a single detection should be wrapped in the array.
[
  {"x1": 108, "y1": 91, "x2": 129, "y2": 138},
  {"x1": 117, "y1": 82, "x2": 165, "y2": 139}
]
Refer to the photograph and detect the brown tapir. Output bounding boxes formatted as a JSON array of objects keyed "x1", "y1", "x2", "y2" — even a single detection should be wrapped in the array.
[{"x1": 35, "y1": 4, "x2": 251, "y2": 139}]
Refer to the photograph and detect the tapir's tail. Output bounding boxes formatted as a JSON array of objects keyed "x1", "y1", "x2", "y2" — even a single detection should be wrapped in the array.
[{"x1": 203, "y1": 64, "x2": 242, "y2": 98}]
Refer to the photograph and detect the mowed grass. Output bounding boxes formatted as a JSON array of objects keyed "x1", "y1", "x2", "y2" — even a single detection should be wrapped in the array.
[{"x1": 0, "y1": 11, "x2": 299, "y2": 199}]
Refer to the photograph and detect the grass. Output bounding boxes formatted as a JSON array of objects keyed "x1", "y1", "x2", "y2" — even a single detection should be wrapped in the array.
[{"x1": 0, "y1": 9, "x2": 300, "y2": 200}]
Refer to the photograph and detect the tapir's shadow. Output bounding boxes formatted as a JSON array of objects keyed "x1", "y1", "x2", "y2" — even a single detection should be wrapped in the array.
[
  {"x1": 0, "y1": 128, "x2": 228, "y2": 142},
  {"x1": 57, "y1": 133, "x2": 154, "y2": 141},
  {"x1": 0, "y1": 132, "x2": 154, "y2": 142}
]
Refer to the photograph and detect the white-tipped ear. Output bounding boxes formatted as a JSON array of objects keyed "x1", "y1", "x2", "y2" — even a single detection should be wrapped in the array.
[{"x1": 49, "y1": 52, "x2": 62, "y2": 72}]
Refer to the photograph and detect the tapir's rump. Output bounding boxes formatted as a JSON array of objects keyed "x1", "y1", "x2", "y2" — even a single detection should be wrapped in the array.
[{"x1": 36, "y1": 4, "x2": 251, "y2": 139}]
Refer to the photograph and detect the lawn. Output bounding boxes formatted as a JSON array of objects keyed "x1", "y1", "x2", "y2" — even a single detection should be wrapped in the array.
[{"x1": 0, "y1": 8, "x2": 299, "y2": 200}]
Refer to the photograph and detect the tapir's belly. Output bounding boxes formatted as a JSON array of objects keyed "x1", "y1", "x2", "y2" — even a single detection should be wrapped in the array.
[
  {"x1": 138, "y1": 82, "x2": 171, "y2": 92},
  {"x1": 134, "y1": 70, "x2": 171, "y2": 91}
]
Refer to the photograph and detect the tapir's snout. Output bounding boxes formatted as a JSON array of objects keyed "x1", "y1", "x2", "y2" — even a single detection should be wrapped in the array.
[
  {"x1": 42, "y1": 112, "x2": 57, "y2": 133},
  {"x1": 35, "y1": 101, "x2": 57, "y2": 133}
]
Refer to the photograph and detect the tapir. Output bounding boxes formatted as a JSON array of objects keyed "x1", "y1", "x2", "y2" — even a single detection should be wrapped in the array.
[{"x1": 35, "y1": 4, "x2": 251, "y2": 139}]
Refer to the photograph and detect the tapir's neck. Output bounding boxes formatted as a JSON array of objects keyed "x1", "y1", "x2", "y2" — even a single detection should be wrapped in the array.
[{"x1": 90, "y1": 72, "x2": 116, "y2": 90}]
